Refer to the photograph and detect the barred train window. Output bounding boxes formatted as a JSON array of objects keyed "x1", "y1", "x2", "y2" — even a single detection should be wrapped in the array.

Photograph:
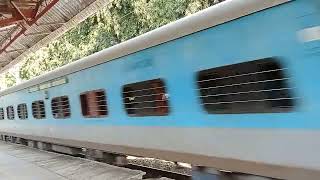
[
  {"x1": 197, "y1": 58, "x2": 296, "y2": 114},
  {"x1": 0, "y1": 108, "x2": 4, "y2": 120},
  {"x1": 51, "y1": 96, "x2": 71, "y2": 119},
  {"x1": 80, "y1": 90, "x2": 107, "y2": 118},
  {"x1": 17, "y1": 103, "x2": 28, "y2": 120},
  {"x1": 32, "y1": 100, "x2": 46, "y2": 119},
  {"x1": 123, "y1": 79, "x2": 169, "y2": 116},
  {"x1": 6, "y1": 106, "x2": 14, "y2": 120}
]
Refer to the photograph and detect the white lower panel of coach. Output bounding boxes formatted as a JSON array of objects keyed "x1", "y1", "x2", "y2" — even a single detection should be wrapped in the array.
[{"x1": 0, "y1": 123, "x2": 318, "y2": 179}]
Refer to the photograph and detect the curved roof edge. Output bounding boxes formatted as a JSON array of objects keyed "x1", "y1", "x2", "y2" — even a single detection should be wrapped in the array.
[{"x1": 0, "y1": 0, "x2": 291, "y2": 96}]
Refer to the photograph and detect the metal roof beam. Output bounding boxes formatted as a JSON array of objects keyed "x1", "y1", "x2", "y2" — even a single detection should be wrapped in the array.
[
  {"x1": 0, "y1": 0, "x2": 60, "y2": 54},
  {"x1": 30, "y1": 0, "x2": 60, "y2": 25},
  {"x1": 10, "y1": 1, "x2": 29, "y2": 22},
  {"x1": 0, "y1": 17, "x2": 22, "y2": 28},
  {"x1": 33, "y1": 0, "x2": 45, "y2": 18},
  {"x1": 0, "y1": 26, "x2": 26, "y2": 53},
  {"x1": 0, "y1": 3, "x2": 36, "y2": 27}
]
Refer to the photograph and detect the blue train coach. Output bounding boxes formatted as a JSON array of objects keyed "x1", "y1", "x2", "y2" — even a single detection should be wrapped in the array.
[{"x1": 0, "y1": 0, "x2": 320, "y2": 179}]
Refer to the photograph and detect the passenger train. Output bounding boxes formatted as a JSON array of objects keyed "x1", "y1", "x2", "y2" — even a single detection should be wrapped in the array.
[{"x1": 0, "y1": 0, "x2": 320, "y2": 179}]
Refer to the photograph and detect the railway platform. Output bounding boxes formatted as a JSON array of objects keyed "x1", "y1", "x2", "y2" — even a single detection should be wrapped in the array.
[{"x1": 0, "y1": 141, "x2": 146, "y2": 180}]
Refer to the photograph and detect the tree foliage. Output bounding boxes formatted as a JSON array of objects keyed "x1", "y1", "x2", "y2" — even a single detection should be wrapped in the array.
[
  {"x1": 4, "y1": 72, "x2": 16, "y2": 88},
  {"x1": 13, "y1": 0, "x2": 224, "y2": 84}
]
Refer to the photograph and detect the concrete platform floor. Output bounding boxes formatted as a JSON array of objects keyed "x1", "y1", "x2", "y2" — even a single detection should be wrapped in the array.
[{"x1": 0, "y1": 141, "x2": 145, "y2": 180}]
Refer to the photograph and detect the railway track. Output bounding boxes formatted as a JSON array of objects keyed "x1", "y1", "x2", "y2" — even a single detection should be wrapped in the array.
[{"x1": 125, "y1": 164, "x2": 191, "y2": 180}]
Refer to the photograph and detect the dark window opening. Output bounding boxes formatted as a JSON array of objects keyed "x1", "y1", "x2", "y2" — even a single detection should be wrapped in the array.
[
  {"x1": 197, "y1": 58, "x2": 296, "y2": 114},
  {"x1": 6, "y1": 106, "x2": 14, "y2": 120},
  {"x1": 17, "y1": 103, "x2": 28, "y2": 120},
  {"x1": 80, "y1": 90, "x2": 107, "y2": 118},
  {"x1": 0, "y1": 108, "x2": 4, "y2": 120},
  {"x1": 51, "y1": 96, "x2": 71, "y2": 119},
  {"x1": 32, "y1": 100, "x2": 46, "y2": 119},
  {"x1": 123, "y1": 79, "x2": 169, "y2": 116}
]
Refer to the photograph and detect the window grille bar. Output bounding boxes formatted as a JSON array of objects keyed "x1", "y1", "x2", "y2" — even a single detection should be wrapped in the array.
[
  {"x1": 124, "y1": 93, "x2": 166, "y2": 99},
  {"x1": 199, "y1": 78, "x2": 290, "y2": 91},
  {"x1": 124, "y1": 99, "x2": 168, "y2": 105},
  {"x1": 197, "y1": 68, "x2": 287, "y2": 83},
  {"x1": 200, "y1": 87, "x2": 295, "y2": 98},
  {"x1": 123, "y1": 86, "x2": 165, "y2": 94},
  {"x1": 202, "y1": 97, "x2": 298, "y2": 105}
]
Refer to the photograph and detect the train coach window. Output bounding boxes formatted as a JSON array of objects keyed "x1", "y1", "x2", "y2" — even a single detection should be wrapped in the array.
[
  {"x1": 123, "y1": 79, "x2": 169, "y2": 116},
  {"x1": 17, "y1": 103, "x2": 28, "y2": 120},
  {"x1": 6, "y1": 106, "x2": 14, "y2": 120},
  {"x1": 80, "y1": 89, "x2": 107, "y2": 118},
  {"x1": 32, "y1": 100, "x2": 46, "y2": 119},
  {"x1": 51, "y1": 96, "x2": 71, "y2": 119},
  {"x1": 197, "y1": 58, "x2": 296, "y2": 114},
  {"x1": 0, "y1": 108, "x2": 4, "y2": 120}
]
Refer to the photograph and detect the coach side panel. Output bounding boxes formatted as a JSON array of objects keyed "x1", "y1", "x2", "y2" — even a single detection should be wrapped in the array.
[{"x1": 0, "y1": 0, "x2": 320, "y2": 176}]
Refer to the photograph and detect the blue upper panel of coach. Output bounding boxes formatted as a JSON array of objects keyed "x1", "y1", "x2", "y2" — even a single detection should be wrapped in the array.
[{"x1": 1, "y1": 0, "x2": 320, "y2": 129}]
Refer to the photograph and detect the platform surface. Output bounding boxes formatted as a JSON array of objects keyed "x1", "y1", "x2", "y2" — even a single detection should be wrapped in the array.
[{"x1": 0, "y1": 141, "x2": 145, "y2": 180}]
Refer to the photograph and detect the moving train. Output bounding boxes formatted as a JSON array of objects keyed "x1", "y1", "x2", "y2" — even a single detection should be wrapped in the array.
[{"x1": 0, "y1": 0, "x2": 320, "y2": 179}]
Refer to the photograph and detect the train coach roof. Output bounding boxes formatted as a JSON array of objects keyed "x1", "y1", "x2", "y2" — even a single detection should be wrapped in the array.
[{"x1": 0, "y1": 0, "x2": 291, "y2": 96}]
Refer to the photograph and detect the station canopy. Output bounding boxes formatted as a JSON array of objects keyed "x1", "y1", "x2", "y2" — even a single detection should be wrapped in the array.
[{"x1": 0, "y1": 0, "x2": 109, "y2": 73}]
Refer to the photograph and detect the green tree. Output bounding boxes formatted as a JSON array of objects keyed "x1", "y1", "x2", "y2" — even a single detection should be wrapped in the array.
[
  {"x1": 133, "y1": 0, "x2": 189, "y2": 34},
  {"x1": 16, "y1": 0, "x2": 224, "y2": 83}
]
